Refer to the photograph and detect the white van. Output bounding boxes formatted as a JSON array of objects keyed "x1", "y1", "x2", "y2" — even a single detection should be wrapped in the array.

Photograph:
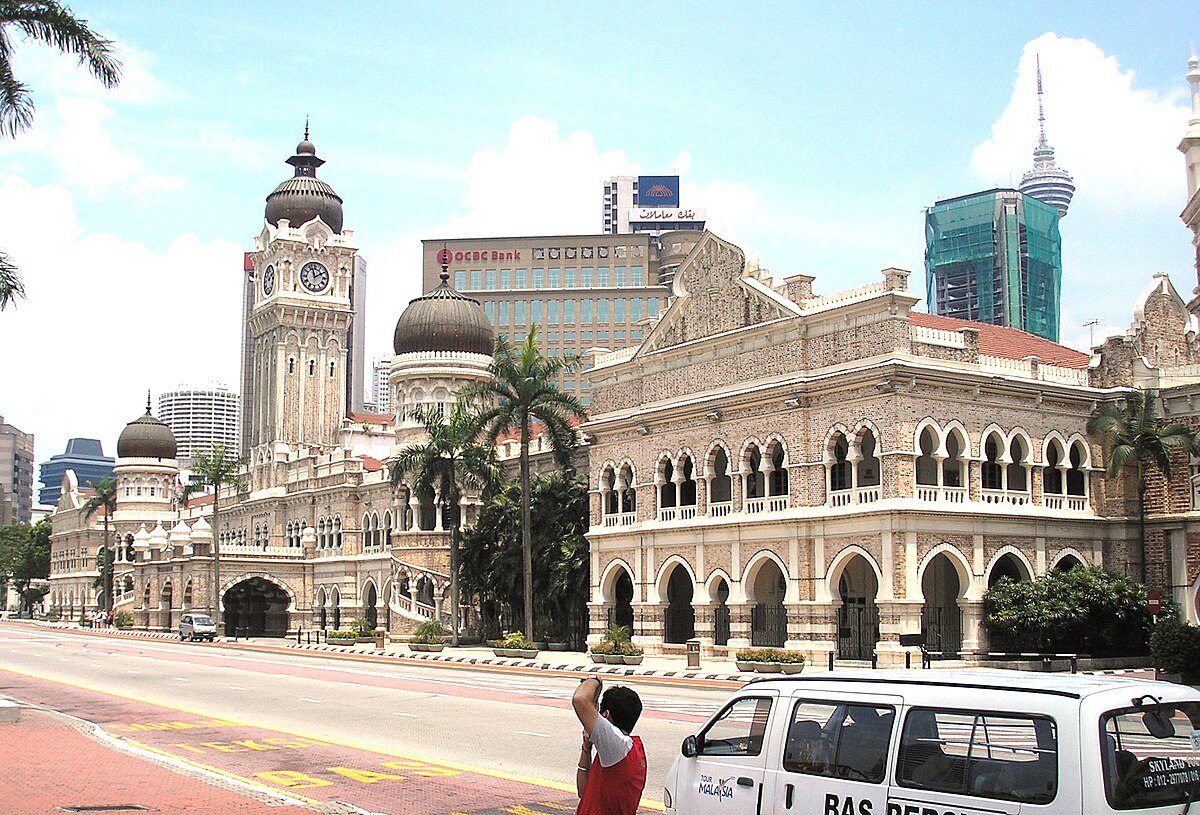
[
  {"x1": 178, "y1": 613, "x2": 216, "y2": 641},
  {"x1": 663, "y1": 669, "x2": 1200, "y2": 815}
]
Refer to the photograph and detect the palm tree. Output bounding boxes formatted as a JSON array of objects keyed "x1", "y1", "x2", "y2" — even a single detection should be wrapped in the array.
[
  {"x1": 1087, "y1": 388, "x2": 1200, "y2": 583},
  {"x1": 0, "y1": 1, "x2": 121, "y2": 137},
  {"x1": 390, "y1": 400, "x2": 499, "y2": 646},
  {"x1": 82, "y1": 475, "x2": 117, "y2": 613},
  {"x1": 1, "y1": 1, "x2": 121, "y2": 307},
  {"x1": 182, "y1": 444, "x2": 245, "y2": 635},
  {"x1": 464, "y1": 325, "x2": 587, "y2": 641},
  {"x1": 0, "y1": 250, "x2": 23, "y2": 310}
]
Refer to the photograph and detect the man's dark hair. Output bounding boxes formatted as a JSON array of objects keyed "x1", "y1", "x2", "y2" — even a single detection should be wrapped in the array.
[{"x1": 600, "y1": 685, "x2": 643, "y2": 734}]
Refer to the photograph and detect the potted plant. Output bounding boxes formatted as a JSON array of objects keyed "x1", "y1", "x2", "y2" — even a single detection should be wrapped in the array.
[
  {"x1": 777, "y1": 649, "x2": 806, "y2": 674},
  {"x1": 326, "y1": 629, "x2": 357, "y2": 645},
  {"x1": 735, "y1": 648, "x2": 787, "y2": 672},
  {"x1": 602, "y1": 624, "x2": 634, "y2": 663},
  {"x1": 409, "y1": 619, "x2": 446, "y2": 652},
  {"x1": 620, "y1": 641, "x2": 644, "y2": 666},
  {"x1": 495, "y1": 631, "x2": 538, "y2": 658},
  {"x1": 352, "y1": 616, "x2": 375, "y2": 644},
  {"x1": 589, "y1": 641, "x2": 612, "y2": 662},
  {"x1": 113, "y1": 610, "x2": 133, "y2": 629},
  {"x1": 735, "y1": 648, "x2": 761, "y2": 672}
]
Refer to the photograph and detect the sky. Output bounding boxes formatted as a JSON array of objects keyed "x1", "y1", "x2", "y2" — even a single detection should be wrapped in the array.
[{"x1": 1, "y1": 1, "x2": 1198, "y2": 495}]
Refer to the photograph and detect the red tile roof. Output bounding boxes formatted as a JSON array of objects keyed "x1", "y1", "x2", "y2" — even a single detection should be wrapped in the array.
[
  {"x1": 909, "y1": 312, "x2": 1090, "y2": 369},
  {"x1": 348, "y1": 412, "x2": 395, "y2": 426},
  {"x1": 185, "y1": 494, "x2": 215, "y2": 509},
  {"x1": 359, "y1": 455, "x2": 385, "y2": 472}
]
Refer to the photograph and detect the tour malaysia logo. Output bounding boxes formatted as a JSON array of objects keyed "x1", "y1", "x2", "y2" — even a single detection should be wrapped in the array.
[{"x1": 698, "y1": 774, "x2": 734, "y2": 800}]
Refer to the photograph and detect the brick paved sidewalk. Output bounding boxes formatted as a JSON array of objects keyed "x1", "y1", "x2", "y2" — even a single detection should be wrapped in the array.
[{"x1": 0, "y1": 703, "x2": 319, "y2": 814}]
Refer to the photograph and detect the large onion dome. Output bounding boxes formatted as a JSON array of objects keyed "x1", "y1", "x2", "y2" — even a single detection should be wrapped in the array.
[
  {"x1": 393, "y1": 272, "x2": 494, "y2": 356},
  {"x1": 264, "y1": 129, "x2": 344, "y2": 233},
  {"x1": 116, "y1": 400, "x2": 177, "y2": 459}
]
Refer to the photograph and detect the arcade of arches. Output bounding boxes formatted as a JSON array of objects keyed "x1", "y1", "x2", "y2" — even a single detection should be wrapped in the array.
[{"x1": 589, "y1": 538, "x2": 1097, "y2": 666}]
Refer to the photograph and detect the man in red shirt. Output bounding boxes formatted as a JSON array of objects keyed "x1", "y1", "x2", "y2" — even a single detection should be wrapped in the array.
[{"x1": 572, "y1": 676, "x2": 646, "y2": 814}]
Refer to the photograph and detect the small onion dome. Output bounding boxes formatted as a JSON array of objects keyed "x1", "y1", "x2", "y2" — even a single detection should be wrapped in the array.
[
  {"x1": 169, "y1": 520, "x2": 191, "y2": 546},
  {"x1": 117, "y1": 407, "x2": 177, "y2": 459},
  {"x1": 132, "y1": 523, "x2": 151, "y2": 551},
  {"x1": 264, "y1": 135, "x2": 344, "y2": 233},
  {"x1": 190, "y1": 516, "x2": 212, "y2": 543},
  {"x1": 149, "y1": 521, "x2": 168, "y2": 548},
  {"x1": 393, "y1": 273, "x2": 494, "y2": 356}
]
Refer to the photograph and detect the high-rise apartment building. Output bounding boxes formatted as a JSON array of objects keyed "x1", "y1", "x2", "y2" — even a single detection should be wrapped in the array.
[
  {"x1": 421, "y1": 233, "x2": 701, "y2": 404},
  {"x1": 0, "y1": 416, "x2": 34, "y2": 525},
  {"x1": 38, "y1": 438, "x2": 114, "y2": 506},
  {"x1": 158, "y1": 387, "x2": 240, "y2": 468},
  {"x1": 925, "y1": 189, "x2": 1063, "y2": 341},
  {"x1": 602, "y1": 175, "x2": 706, "y2": 235},
  {"x1": 368, "y1": 356, "x2": 393, "y2": 415}
]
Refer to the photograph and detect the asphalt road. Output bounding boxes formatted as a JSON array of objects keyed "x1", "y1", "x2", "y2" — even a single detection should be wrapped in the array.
[{"x1": 0, "y1": 625, "x2": 729, "y2": 809}]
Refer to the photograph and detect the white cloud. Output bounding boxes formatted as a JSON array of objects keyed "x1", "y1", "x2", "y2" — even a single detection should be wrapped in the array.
[
  {"x1": 971, "y1": 33, "x2": 1188, "y2": 208},
  {"x1": 0, "y1": 174, "x2": 242, "y2": 466}
]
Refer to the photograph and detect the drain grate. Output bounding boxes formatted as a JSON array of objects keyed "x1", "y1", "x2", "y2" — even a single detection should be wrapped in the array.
[{"x1": 58, "y1": 807, "x2": 156, "y2": 813}]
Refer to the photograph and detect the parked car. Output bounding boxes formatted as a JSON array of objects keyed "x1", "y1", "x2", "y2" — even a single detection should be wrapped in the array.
[
  {"x1": 663, "y1": 669, "x2": 1200, "y2": 814},
  {"x1": 178, "y1": 613, "x2": 216, "y2": 642}
]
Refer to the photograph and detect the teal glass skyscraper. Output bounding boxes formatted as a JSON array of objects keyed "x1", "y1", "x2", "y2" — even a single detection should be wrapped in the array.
[{"x1": 925, "y1": 189, "x2": 1063, "y2": 341}]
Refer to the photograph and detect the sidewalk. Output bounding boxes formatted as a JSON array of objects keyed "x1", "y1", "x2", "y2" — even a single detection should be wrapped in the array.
[{"x1": 0, "y1": 701, "x2": 320, "y2": 814}]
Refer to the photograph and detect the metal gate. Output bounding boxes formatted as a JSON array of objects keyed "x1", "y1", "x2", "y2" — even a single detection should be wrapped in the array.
[
  {"x1": 664, "y1": 601, "x2": 695, "y2": 644},
  {"x1": 751, "y1": 603, "x2": 787, "y2": 647},
  {"x1": 713, "y1": 605, "x2": 730, "y2": 646},
  {"x1": 837, "y1": 599, "x2": 879, "y2": 661},
  {"x1": 921, "y1": 605, "x2": 962, "y2": 657}
]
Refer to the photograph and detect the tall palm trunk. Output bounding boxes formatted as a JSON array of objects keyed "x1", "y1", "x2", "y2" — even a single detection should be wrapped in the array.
[
  {"x1": 520, "y1": 428, "x2": 534, "y2": 640},
  {"x1": 1135, "y1": 460, "x2": 1146, "y2": 585},
  {"x1": 449, "y1": 496, "x2": 461, "y2": 646},
  {"x1": 103, "y1": 512, "x2": 112, "y2": 613},
  {"x1": 212, "y1": 490, "x2": 222, "y2": 635}
]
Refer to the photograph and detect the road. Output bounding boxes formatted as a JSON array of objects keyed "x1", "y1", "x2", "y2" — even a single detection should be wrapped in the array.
[{"x1": 0, "y1": 625, "x2": 731, "y2": 813}]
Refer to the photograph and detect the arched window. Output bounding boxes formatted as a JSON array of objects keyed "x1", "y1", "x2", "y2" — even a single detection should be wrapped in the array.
[
  {"x1": 744, "y1": 445, "x2": 765, "y2": 500},
  {"x1": 658, "y1": 458, "x2": 677, "y2": 511},
  {"x1": 602, "y1": 467, "x2": 618, "y2": 516},
  {"x1": 828, "y1": 434, "x2": 852, "y2": 493},
  {"x1": 916, "y1": 427, "x2": 939, "y2": 486},
  {"x1": 678, "y1": 455, "x2": 696, "y2": 508},
  {"x1": 288, "y1": 357, "x2": 295, "y2": 374},
  {"x1": 1044, "y1": 441, "x2": 1065, "y2": 495},
  {"x1": 308, "y1": 359, "x2": 316, "y2": 376},
  {"x1": 329, "y1": 361, "x2": 335, "y2": 378},
  {"x1": 333, "y1": 516, "x2": 343, "y2": 547},
  {"x1": 857, "y1": 429, "x2": 880, "y2": 488},
  {"x1": 708, "y1": 447, "x2": 732, "y2": 511},
  {"x1": 1007, "y1": 437, "x2": 1029, "y2": 492},
  {"x1": 982, "y1": 434, "x2": 1004, "y2": 491},
  {"x1": 619, "y1": 464, "x2": 636, "y2": 515},
  {"x1": 767, "y1": 442, "x2": 788, "y2": 497},
  {"x1": 1066, "y1": 441, "x2": 1088, "y2": 497}
]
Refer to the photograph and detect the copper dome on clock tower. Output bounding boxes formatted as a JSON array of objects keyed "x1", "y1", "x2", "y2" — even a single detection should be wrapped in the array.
[{"x1": 264, "y1": 126, "x2": 345, "y2": 233}]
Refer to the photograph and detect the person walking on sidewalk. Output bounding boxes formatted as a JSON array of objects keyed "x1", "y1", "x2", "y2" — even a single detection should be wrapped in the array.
[{"x1": 572, "y1": 676, "x2": 646, "y2": 815}]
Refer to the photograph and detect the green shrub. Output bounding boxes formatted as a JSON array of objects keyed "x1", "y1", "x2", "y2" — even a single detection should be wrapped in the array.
[
  {"x1": 616, "y1": 641, "x2": 643, "y2": 657},
  {"x1": 113, "y1": 610, "x2": 133, "y2": 629},
  {"x1": 326, "y1": 629, "x2": 357, "y2": 644},
  {"x1": 412, "y1": 619, "x2": 445, "y2": 645},
  {"x1": 1150, "y1": 615, "x2": 1200, "y2": 681},
  {"x1": 589, "y1": 641, "x2": 613, "y2": 655},
  {"x1": 736, "y1": 647, "x2": 802, "y2": 663},
  {"x1": 497, "y1": 631, "x2": 535, "y2": 649},
  {"x1": 351, "y1": 616, "x2": 373, "y2": 638},
  {"x1": 983, "y1": 565, "x2": 1151, "y2": 656},
  {"x1": 604, "y1": 625, "x2": 632, "y2": 644}
]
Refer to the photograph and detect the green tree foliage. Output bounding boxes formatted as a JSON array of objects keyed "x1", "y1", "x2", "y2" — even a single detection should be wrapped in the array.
[
  {"x1": 1088, "y1": 389, "x2": 1200, "y2": 583},
  {"x1": 82, "y1": 476, "x2": 117, "y2": 612},
  {"x1": 464, "y1": 326, "x2": 587, "y2": 641},
  {"x1": 460, "y1": 470, "x2": 588, "y2": 644},
  {"x1": 183, "y1": 444, "x2": 245, "y2": 632},
  {"x1": 92, "y1": 544, "x2": 113, "y2": 610},
  {"x1": 0, "y1": 1, "x2": 122, "y2": 309},
  {"x1": 983, "y1": 565, "x2": 1151, "y2": 656},
  {"x1": 0, "y1": 517, "x2": 49, "y2": 611},
  {"x1": 390, "y1": 401, "x2": 499, "y2": 646},
  {"x1": 1149, "y1": 609, "x2": 1200, "y2": 681}
]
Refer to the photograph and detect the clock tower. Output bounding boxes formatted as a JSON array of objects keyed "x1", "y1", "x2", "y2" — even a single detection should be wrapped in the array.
[{"x1": 243, "y1": 131, "x2": 358, "y2": 462}]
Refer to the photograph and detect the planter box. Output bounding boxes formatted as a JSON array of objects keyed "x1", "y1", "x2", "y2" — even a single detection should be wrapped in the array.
[
  {"x1": 780, "y1": 663, "x2": 804, "y2": 674},
  {"x1": 735, "y1": 661, "x2": 757, "y2": 672},
  {"x1": 513, "y1": 649, "x2": 539, "y2": 659},
  {"x1": 754, "y1": 662, "x2": 782, "y2": 673},
  {"x1": 622, "y1": 655, "x2": 644, "y2": 665},
  {"x1": 356, "y1": 637, "x2": 375, "y2": 644},
  {"x1": 603, "y1": 654, "x2": 624, "y2": 664},
  {"x1": 548, "y1": 642, "x2": 569, "y2": 651},
  {"x1": 590, "y1": 652, "x2": 608, "y2": 663},
  {"x1": 409, "y1": 643, "x2": 444, "y2": 652},
  {"x1": 493, "y1": 648, "x2": 509, "y2": 657},
  {"x1": 327, "y1": 638, "x2": 356, "y2": 646}
]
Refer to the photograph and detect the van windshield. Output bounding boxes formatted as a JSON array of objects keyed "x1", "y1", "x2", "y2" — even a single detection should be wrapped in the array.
[
  {"x1": 1102, "y1": 702, "x2": 1200, "y2": 809},
  {"x1": 191, "y1": 616, "x2": 214, "y2": 626}
]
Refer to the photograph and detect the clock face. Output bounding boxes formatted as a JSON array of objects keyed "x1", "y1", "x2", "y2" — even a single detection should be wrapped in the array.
[
  {"x1": 262, "y1": 265, "x2": 275, "y2": 295},
  {"x1": 299, "y1": 261, "x2": 330, "y2": 293}
]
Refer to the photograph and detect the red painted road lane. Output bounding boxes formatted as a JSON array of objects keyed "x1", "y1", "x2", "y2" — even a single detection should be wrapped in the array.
[
  {"x1": 0, "y1": 670, "x2": 659, "y2": 814},
  {"x1": 1, "y1": 627, "x2": 711, "y2": 726}
]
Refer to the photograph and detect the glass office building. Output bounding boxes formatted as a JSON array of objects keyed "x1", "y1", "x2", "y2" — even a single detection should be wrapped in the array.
[{"x1": 925, "y1": 189, "x2": 1063, "y2": 342}]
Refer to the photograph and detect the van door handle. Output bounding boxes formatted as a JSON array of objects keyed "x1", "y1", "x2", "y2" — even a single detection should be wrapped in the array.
[
  {"x1": 737, "y1": 776, "x2": 754, "y2": 787},
  {"x1": 785, "y1": 783, "x2": 794, "y2": 808}
]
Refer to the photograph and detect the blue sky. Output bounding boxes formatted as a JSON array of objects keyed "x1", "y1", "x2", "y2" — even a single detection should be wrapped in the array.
[{"x1": 1, "y1": 2, "x2": 1197, "y2": 486}]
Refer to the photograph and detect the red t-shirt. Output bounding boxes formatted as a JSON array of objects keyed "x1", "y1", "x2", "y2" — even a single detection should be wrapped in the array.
[{"x1": 577, "y1": 734, "x2": 646, "y2": 815}]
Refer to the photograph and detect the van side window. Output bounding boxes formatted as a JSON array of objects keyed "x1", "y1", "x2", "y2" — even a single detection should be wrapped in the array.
[
  {"x1": 698, "y1": 696, "x2": 773, "y2": 757},
  {"x1": 897, "y1": 708, "x2": 1058, "y2": 804},
  {"x1": 1101, "y1": 702, "x2": 1200, "y2": 809},
  {"x1": 783, "y1": 701, "x2": 894, "y2": 784}
]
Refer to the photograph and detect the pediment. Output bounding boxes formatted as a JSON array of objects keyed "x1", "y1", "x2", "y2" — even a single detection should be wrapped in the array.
[{"x1": 640, "y1": 232, "x2": 799, "y2": 354}]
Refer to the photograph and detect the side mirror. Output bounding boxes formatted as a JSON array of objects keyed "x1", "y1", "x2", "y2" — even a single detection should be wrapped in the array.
[{"x1": 681, "y1": 735, "x2": 699, "y2": 757}]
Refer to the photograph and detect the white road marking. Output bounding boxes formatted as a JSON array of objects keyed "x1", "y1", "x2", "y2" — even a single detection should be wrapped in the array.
[
  {"x1": 91, "y1": 664, "x2": 101, "y2": 668},
  {"x1": 228, "y1": 685, "x2": 246, "y2": 691},
  {"x1": 516, "y1": 730, "x2": 551, "y2": 738},
  {"x1": 392, "y1": 712, "x2": 418, "y2": 718},
  {"x1": 299, "y1": 697, "x2": 321, "y2": 703},
  {"x1": 59, "y1": 658, "x2": 70, "y2": 662},
  {"x1": 127, "y1": 669, "x2": 140, "y2": 674},
  {"x1": 173, "y1": 677, "x2": 187, "y2": 682}
]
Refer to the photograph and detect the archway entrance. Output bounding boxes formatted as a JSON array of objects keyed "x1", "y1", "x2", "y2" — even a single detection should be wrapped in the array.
[
  {"x1": 750, "y1": 560, "x2": 787, "y2": 647},
  {"x1": 160, "y1": 583, "x2": 173, "y2": 632},
  {"x1": 988, "y1": 553, "x2": 1026, "y2": 588},
  {"x1": 223, "y1": 577, "x2": 289, "y2": 637},
  {"x1": 837, "y1": 557, "x2": 879, "y2": 660},
  {"x1": 921, "y1": 554, "x2": 962, "y2": 656},
  {"x1": 1054, "y1": 554, "x2": 1083, "y2": 572},
  {"x1": 609, "y1": 570, "x2": 634, "y2": 632},
  {"x1": 364, "y1": 584, "x2": 378, "y2": 629},
  {"x1": 663, "y1": 566, "x2": 694, "y2": 643}
]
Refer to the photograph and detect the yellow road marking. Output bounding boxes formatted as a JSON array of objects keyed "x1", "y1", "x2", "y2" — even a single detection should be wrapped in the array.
[{"x1": 125, "y1": 737, "x2": 323, "y2": 804}]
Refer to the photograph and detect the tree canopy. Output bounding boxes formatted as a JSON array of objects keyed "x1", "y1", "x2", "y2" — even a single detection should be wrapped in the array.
[{"x1": 0, "y1": 518, "x2": 50, "y2": 611}]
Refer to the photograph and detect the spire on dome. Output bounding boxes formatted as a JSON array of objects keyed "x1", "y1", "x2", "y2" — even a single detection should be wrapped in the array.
[{"x1": 1019, "y1": 55, "x2": 1075, "y2": 217}]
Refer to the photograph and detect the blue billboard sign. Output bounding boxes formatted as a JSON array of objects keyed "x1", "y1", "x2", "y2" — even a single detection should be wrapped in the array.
[{"x1": 637, "y1": 175, "x2": 680, "y2": 208}]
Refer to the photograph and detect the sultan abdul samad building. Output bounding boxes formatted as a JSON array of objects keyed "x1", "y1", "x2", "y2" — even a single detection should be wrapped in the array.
[{"x1": 45, "y1": 59, "x2": 1200, "y2": 664}]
